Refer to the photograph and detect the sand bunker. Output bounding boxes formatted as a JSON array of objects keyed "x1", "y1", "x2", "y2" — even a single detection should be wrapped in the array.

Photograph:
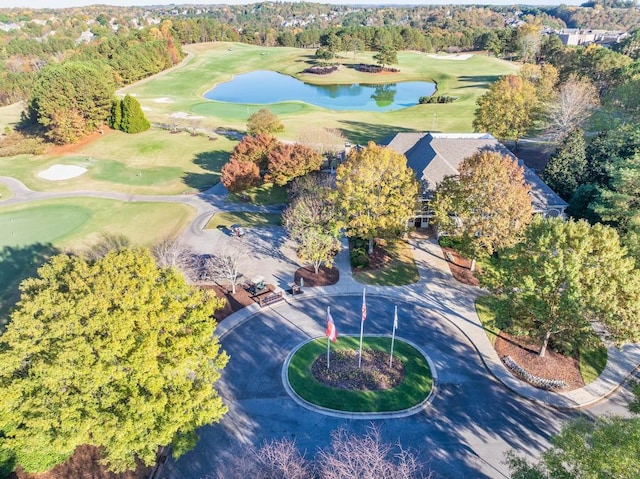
[
  {"x1": 428, "y1": 54, "x2": 473, "y2": 60},
  {"x1": 38, "y1": 164, "x2": 87, "y2": 181},
  {"x1": 170, "y1": 112, "x2": 204, "y2": 120},
  {"x1": 153, "y1": 97, "x2": 173, "y2": 103}
]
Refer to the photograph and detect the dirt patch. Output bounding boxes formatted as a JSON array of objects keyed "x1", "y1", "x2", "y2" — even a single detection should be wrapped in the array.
[
  {"x1": 45, "y1": 127, "x2": 114, "y2": 156},
  {"x1": 441, "y1": 246, "x2": 480, "y2": 286},
  {"x1": 312, "y1": 348, "x2": 405, "y2": 391},
  {"x1": 10, "y1": 445, "x2": 151, "y2": 479},
  {"x1": 294, "y1": 265, "x2": 339, "y2": 287},
  {"x1": 495, "y1": 333, "x2": 585, "y2": 391},
  {"x1": 203, "y1": 284, "x2": 256, "y2": 322}
]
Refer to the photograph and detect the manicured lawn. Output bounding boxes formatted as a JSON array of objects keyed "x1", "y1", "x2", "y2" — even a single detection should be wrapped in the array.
[
  {"x1": 353, "y1": 240, "x2": 419, "y2": 286},
  {"x1": 0, "y1": 184, "x2": 13, "y2": 201},
  {"x1": 0, "y1": 129, "x2": 236, "y2": 195},
  {"x1": 125, "y1": 42, "x2": 519, "y2": 144},
  {"x1": 205, "y1": 211, "x2": 282, "y2": 229},
  {"x1": 0, "y1": 198, "x2": 194, "y2": 330},
  {"x1": 475, "y1": 294, "x2": 502, "y2": 345},
  {"x1": 227, "y1": 182, "x2": 288, "y2": 205},
  {"x1": 288, "y1": 336, "x2": 432, "y2": 412},
  {"x1": 579, "y1": 344, "x2": 608, "y2": 385}
]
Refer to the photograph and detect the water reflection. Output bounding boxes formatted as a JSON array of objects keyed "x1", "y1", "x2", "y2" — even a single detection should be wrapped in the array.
[{"x1": 204, "y1": 70, "x2": 435, "y2": 112}]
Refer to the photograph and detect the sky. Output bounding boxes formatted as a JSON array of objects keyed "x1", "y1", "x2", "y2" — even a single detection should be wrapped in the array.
[{"x1": 2, "y1": 0, "x2": 585, "y2": 10}]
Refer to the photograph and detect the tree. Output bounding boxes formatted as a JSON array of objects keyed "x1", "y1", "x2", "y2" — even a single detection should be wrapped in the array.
[
  {"x1": 544, "y1": 76, "x2": 599, "y2": 142},
  {"x1": 334, "y1": 142, "x2": 418, "y2": 254},
  {"x1": 516, "y1": 23, "x2": 541, "y2": 63},
  {"x1": 473, "y1": 75, "x2": 539, "y2": 147},
  {"x1": 246, "y1": 108, "x2": 284, "y2": 135},
  {"x1": 206, "y1": 244, "x2": 248, "y2": 294},
  {"x1": 316, "y1": 426, "x2": 426, "y2": 479},
  {"x1": 230, "y1": 132, "x2": 279, "y2": 170},
  {"x1": 485, "y1": 217, "x2": 640, "y2": 357},
  {"x1": 119, "y1": 94, "x2": 150, "y2": 133},
  {"x1": 266, "y1": 143, "x2": 323, "y2": 186},
  {"x1": 506, "y1": 416, "x2": 640, "y2": 479},
  {"x1": 432, "y1": 151, "x2": 533, "y2": 265},
  {"x1": 283, "y1": 176, "x2": 340, "y2": 274},
  {"x1": 541, "y1": 129, "x2": 588, "y2": 201},
  {"x1": 0, "y1": 249, "x2": 228, "y2": 473},
  {"x1": 28, "y1": 61, "x2": 115, "y2": 144},
  {"x1": 373, "y1": 45, "x2": 398, "y2": 70},
  {"x1": 297, "y1": 126, "x2": 346, "y2": 159},
  {"x1": 221, "y1": 157, "x2": 261, "y2": 193}
]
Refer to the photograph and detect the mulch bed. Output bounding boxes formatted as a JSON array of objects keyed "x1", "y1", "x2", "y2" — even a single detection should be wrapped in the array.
[
  {"x1": 441, "y1": 246, "x2": 480, "y2": 286},
  {"x1": 10, "y1": 445, "x2": 151, "y2": 479},
  {"x1": 494, "y1": 333, "x2": 585, "y2": 391},
  {"x1": 294, "y1": 265, "x2": 339, "y2": 287},
  {"x1": 312, "y1": 349, "x2": 405, "y2": 391}
]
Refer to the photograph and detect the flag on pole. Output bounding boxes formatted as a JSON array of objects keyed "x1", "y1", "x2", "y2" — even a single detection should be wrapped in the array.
[
  {"x1": 361, "y1": 288, "x2": 367, "y2": 322},
  {"x1": 325, "y1": 307, "x2": 337, "y2": 342},
  {"x1": 393, "y1": 306, "x2": 398, "y2": 332}
]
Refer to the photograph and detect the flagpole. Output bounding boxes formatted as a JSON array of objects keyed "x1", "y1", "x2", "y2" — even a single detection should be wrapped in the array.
[
  {"x1": 327, "y1": 306, "x2": 331, "y2": 369},
  {"x1": 358, "y1": 288, "x2": 365, "y2": 368},
  {"x1": 389, "y1": 305, "x2": 397, "y2": 367}
]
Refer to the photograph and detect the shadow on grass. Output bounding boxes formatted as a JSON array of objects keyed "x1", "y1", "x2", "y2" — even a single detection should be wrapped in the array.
[
  {"x1": 182, "y1": 150, "x2": 228, "y2": 191},
  {"x1": 337, "y1": 120, "x2": 418, "y2": 145},
  {"x1": 457, "y1": 74, "x2": 504, "y2": 89},
  {"x1": 0, "y1": 243, "x2": 59, "y2": 332}
]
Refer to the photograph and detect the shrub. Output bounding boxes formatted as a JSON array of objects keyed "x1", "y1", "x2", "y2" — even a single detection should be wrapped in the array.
[
  {"x1": 419, "y1": 95, "x2": 457, "y2": 104},
  {"x1": 247, "y1": 109, "x2": 284, "y2": 135},
  {"x1": 350, "y1": 248, "x2": 369, "y2": 268},
  {"x1": 315, "y1": 48, "x2": 334, "y2": 60}
]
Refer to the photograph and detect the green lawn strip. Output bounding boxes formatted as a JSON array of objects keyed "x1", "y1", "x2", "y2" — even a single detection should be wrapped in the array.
[
  {"x1": 0, "y1": 198, "x2": 194, "y2": 330},
  {"x1": 0, "y1": 101, "x2": 23, "y2": 131},
  {"x1": 288, "y1": 336, "x2": 432, "y2": 412},
  {"x1": 227, "y1": 182, "x2": 288, "y2": 205},
  {"x1": 474, "y1": 294, "x2": 503, "y2": 346},
  {"x1": 205, "y1": 211, "x2": 282, "y2": 229},
  {"x1": 0, "y1": 183, "x2": 14, "y2": 201},
  {"x1": 353, "y1": 240, "x2": 419, "y2": 286},
  {"x1": 579, "y1": 343, "x2": 608, "y2": 385}
]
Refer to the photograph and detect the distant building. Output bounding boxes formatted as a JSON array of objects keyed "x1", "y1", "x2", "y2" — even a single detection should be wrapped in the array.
[
  {"x1": 383, "y1": 132, "x2": 567, "y2": 227},
  {"x1": 554, "y1": 28, "x2": 627, "y2": 47}
]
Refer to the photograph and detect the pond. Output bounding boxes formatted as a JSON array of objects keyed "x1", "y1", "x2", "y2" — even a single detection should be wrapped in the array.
[{"x1": 204, "y1": 70, "x2": 436, "y2": 111}]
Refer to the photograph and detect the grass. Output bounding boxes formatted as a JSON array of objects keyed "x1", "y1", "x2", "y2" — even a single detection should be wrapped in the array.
[
  {"x1": 205, "y1": 211, "x2": 282, "y2": 229},
  {"x1": 288, "y1": 336, "x2": 432, "y2": 412},
  {"x1": 579, "y1": 343, "x2": 608, "y2": 385},
  {"x1": 0, "y1": 198, "x2": 194, "y2": 330},
  {"x1": 353, "y1": 240, "x2": 419, "y2": 286},
  {"x1": 0, "y1": 129, "x2": 236, "y2": 195},
  {"x1": 125, "y1": 42, "x2": 519, "y2": 144},
  {"x1": 0, "y1": 184, "x2": 13, "y2": 201},
  {"x1": 227, "y1": 182, "x2": 288, "y2": 205},
  {"x1": 475, "y1": 294, "x2": 502, "y2": 345}
]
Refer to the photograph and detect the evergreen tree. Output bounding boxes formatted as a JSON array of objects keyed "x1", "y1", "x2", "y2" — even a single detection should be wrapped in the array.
[
  {"x1": 542, "y1": 129, "x2": 588, "y2": 201},
  {"x1": 109, "y1": 98, "x2": 122, "y2": 130},
  {"x1": 119, "y1": 94, "x2": 150, "y2": 134}
]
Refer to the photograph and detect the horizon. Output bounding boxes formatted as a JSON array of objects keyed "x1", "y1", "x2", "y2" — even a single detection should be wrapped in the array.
[{"x1": 1, "y1": 0, "x2": 585, "y2": 10}]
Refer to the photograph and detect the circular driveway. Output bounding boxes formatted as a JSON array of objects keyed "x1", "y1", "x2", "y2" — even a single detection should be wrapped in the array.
[{"x1": 160, "y1": 295, "x2": 578, "y2": 479}]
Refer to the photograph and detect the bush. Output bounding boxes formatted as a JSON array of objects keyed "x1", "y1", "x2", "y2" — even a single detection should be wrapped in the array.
[
  {"x1": 350, "y1": 248, "x2": 369, "y2": 268},
  {"x1": 419, "y1": 95, "x2": 457, "y2": 104},
  {"x1": 315, "y1": 48, "x2": 334, "y2": 60}
]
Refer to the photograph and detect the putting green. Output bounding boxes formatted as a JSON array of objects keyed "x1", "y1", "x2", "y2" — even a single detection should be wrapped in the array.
[
  {"x1": 0, "y1": 204, "x2": 92, "y2": 247},
  {"x1": 287, "y1": 336, "x2": 432, "y2": 413}
]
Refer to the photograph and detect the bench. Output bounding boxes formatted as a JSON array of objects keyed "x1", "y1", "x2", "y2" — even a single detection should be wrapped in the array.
[{"x1": 258, "y1": 291, "x2": 284, "y2": 308}]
